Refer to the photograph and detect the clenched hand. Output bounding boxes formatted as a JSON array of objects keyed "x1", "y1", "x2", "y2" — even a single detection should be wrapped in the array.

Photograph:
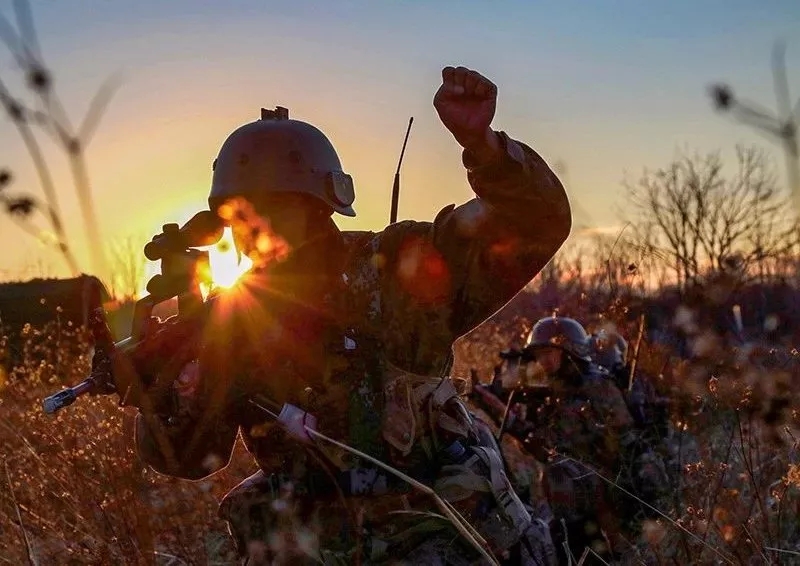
[{"x1": 434, "y1": 66, "x2": 501, "y2": 162}]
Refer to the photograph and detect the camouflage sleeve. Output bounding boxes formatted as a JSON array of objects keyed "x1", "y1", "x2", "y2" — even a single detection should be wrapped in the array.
[
  {"x1": 580, "y1": 377, "x2": 644, "y2": 475},
  {"x1": 588, "y1": 379, "x2": 671, "y2": 510},
  {"x1": 377, "y1": 134, "x2": 569, "y2": 372},
  {"x1": 588, "y1": 378, "x2": 635, "y2": 430},
  {"x1": 134, "y1": 412, "x2": 238, "y2": 480},
  {"x1": 433, "y1": 132, "x2": 571, "y2": 337},
  {"x1": 134, "y1": 361, "x2": 239, "y2": 480}
]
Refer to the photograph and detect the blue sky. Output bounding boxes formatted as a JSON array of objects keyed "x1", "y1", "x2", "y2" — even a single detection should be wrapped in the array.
[{"x1": 1, "y1": 0, "x2": 799, "y2": 280}]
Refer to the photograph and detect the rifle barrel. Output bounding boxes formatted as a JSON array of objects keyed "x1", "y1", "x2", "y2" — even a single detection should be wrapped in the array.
[{"x1": 42, "y1": 379, "x2": 94, "y2": 414}]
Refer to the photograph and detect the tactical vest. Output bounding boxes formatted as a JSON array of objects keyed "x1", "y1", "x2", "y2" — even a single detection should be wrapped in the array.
[{"x1": 223, "y1": 230, "x2": 534, "y2": 561}]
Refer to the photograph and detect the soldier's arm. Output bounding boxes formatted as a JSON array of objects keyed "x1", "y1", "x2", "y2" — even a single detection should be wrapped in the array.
[
  {"x1": 427, "y1": 132, "x2": 570, "y2": 338},
  {"x1": 135, "y1": 412, "x2": 238, "y2": 481},
  {"x1": 591, "y1": 377, "x2": 635, "y2": 429},
  {"x1": 134, "y1": 362, "x2": 239, "y2": 481},
  {"x1": 584, "y1": 377, "x2": 643, "y2": 472},
  {"x1": 468, "y1": 383, "x2": 549, "y2": 460}
]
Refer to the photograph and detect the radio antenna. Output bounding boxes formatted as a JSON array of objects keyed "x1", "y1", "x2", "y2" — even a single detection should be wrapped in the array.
[{"x1": 390, "y1": 117, "x2": 414, "y2": 224}]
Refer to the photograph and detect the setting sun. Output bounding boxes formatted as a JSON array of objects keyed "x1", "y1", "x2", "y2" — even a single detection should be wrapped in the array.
[
  {"x1": 207, "y1": 227, "x2": 253, "y2": 288},
  {"x1": 138, "y1": 226, "x2": 252, "y2": 299}
]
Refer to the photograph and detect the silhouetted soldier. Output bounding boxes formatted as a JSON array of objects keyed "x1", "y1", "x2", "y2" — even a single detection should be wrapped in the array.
[{"x1": 129, "y1": 66, "x2": 570, "y2": 565}]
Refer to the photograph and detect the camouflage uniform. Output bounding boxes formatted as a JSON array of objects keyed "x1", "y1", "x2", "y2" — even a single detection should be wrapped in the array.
[
  {"x1": 589, "y1": 329, "x2": 673, "y2": 528},
  {"x1": 474, "y1": 319, "x2": 669, "y2": 564},
  {"x1": 133, "y1": 131, "x2": 570, "y2": 565},
  {"x1": 504, "y1": 367, "x2": 634, "y2": 560},
  {"x1": 590, "y1": 330, "x2": 670, "y2": 439}
]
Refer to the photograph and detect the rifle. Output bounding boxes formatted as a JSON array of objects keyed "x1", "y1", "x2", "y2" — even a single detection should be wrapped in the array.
[
  {"x1": 469, "y1": 379, "x2": 555, "y2": 463},
  {"x1": 42, "y1": 211, "x2": 224, "y2": 414},
  {"x1": 468, "y1": 364, "x2": 554, "y2": 436}
]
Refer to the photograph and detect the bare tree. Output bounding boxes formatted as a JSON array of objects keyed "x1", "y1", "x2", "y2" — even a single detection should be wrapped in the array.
[
  {"x1": 624, "y1": 145, "x2": 796, "y2": 290},
  {"x1": 618, "y1": 224, "x2": 674, "y2": 291},
  {"x1": 586, "y1": 229, "x2": 652, "y2": 296}
]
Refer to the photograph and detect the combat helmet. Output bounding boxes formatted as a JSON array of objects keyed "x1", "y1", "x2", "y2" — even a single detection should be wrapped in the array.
[
  {"x1": 208, "y1": 106, "x2": 356, "y2": 217},
  {"x1": 590, "y1": 329, "x2": 628, "y2": 370},
  {"x1": 523, "y1": 316, "x2": 592, "y2": 362}
]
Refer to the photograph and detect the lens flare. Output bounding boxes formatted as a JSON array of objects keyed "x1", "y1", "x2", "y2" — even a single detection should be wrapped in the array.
[
  {"x1": 208, "y1": 227, "x2": 253, "y2": 288},
  {"x1": 137, "y1": 226, "x2": 252, "y2": 299}
]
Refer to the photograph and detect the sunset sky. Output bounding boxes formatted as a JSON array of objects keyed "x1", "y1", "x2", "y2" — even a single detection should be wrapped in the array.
[{"x1": 1, "y1": 0, "x2": 799, "y2": 285}]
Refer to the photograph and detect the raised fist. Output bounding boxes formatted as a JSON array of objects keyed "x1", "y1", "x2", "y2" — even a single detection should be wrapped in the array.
[{"x1": 433, "y1": 66, "x2": 500, "y2": 159}]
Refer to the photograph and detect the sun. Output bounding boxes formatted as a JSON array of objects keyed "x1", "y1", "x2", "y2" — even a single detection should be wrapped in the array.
[
  {"x1": 137, "y1": 226, "x2": 252, "y2": 299},
  {"x1": 207, "y1": 227, "x2": 253, "y2": 288}
]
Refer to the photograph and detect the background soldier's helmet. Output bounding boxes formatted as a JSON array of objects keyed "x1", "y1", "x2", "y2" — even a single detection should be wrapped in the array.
[
  {"x1": 208, "y1": 106, "x2": 356, "y2": 217},
  {"x1": 525, "y1": 316, "x2": 592, "y2": 362},
  {"x1": 590, "y1": 329, "x2": 628, "y2": 370}
]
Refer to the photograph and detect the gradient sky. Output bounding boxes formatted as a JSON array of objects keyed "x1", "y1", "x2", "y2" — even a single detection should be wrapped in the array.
[{"x1": 1, "y1": 0, "x2": 799, "y2": 281}]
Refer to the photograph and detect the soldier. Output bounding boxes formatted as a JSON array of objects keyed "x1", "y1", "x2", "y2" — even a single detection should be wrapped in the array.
[
  {"x1": 129, "y1": 66, "x2": 570, "y2": 565},
  {"x1": 590, "y1": 326, "x2": 671, "y2": 442},
  {"x1": 589, "y1": 327, "x2": 650, "y2": 430},
  {"x1": 589, "y1": 328, "x2": 628, "y2": 390},
  {"x1": 474, "y1": 316, "x2": 667, "y2": 563}
]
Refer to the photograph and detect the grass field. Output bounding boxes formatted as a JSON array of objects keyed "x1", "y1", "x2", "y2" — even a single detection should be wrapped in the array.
[{"x1": 1, "y1": 293, "x2": 799, "y2": 565}]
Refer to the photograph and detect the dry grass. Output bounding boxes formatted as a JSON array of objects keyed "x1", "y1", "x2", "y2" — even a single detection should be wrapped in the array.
[
  {"x1": 1, "y1": 289, "x2": 800, "y2": 564},
  {"x1": 454, "y1": 286, "x2": 800, "y2": 565},
  {"x1": 0, "y1": 321, "x2": 255, "y2": 565}
]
